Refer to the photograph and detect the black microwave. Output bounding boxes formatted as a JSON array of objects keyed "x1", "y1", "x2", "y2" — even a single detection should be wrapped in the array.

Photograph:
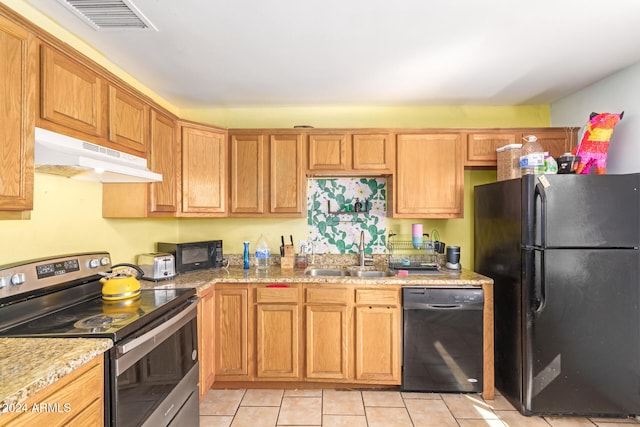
[{"x1": 157, "y1": 240, "x2": 223, "y2": 274}]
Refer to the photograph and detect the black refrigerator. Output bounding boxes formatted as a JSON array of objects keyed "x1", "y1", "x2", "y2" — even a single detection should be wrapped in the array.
[{"x1": 474, "y1": 174, "x2": 640, "y2": 417}]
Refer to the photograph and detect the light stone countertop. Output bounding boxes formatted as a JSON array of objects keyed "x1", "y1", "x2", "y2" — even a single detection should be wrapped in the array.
[
  {"x1": 140, "y1": 263, "x2": 493, "y2": 294},
  {"x1": 0, "y1": 338, "x2": 113, "y2": 409}
]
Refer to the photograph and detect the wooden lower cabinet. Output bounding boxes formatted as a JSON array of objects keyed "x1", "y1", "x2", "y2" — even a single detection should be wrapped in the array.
[
  {"x1": 255, "y1": 286, "x2": 302, "y2": 379},
  {"x1": 215, "y1": 287, "x2": 250, "y2": 379},
  {"x1": 354, "y1": 288, "x2": 401, "y2": 383},
  {"x1": 198, "y1": 287, "x2": 215, "y2": 399},
  {"x1": 212, "y1": 284, "x2": 401, "y2": 386},
  {"x1": 0, "y1": 356, "x2": 104, "y2": 426},
  {"x1": 305, "y1": 304, "x2": 349, "y2": 380},
  {"x1": 355, "y1": 306, "x2": 400, "y2": 382},
  {"x1": 256, "y1": 304, "x2": 300, "y2": 379},
  {"x1": 304, "y1": 286, "x2": 350, "y2": 380}
]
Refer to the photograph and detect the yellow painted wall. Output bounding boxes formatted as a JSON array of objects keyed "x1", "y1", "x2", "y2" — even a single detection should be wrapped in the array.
[
  {"x1": 180, "y1": 105, "x2": 549, "y2": 129},
  {"x1": 0, "y1": 1, "x2": 549, "y2": 268},
  {"x1": 1, "y1": 174, "x2": 179, "y2": 264}
]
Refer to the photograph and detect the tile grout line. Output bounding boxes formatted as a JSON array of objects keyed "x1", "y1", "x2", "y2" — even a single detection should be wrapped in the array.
[{"x1": 400, "y1": 393, "x2": 417, "y2": 427}]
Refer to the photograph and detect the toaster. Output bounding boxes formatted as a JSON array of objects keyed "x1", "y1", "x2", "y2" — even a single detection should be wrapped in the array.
[{"x1": 136, "y1": 252, "x2": 176, "y2": 280}]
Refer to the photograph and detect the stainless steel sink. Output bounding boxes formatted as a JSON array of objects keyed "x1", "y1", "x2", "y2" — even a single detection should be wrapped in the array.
[
  {"x1": 304, "y1": 268, "x2": 351, "y2": 277},
  {"x1": 304, "y1": 267, "x2": 396, "y2": 278},
  {"x1": 351, "y1": 270, "x2": 395, "y2": 278}
]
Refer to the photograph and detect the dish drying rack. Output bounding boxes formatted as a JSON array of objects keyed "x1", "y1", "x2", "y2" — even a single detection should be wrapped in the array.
[{"x1": 387, "y1": 232, "x2": 441, "y2": 272}]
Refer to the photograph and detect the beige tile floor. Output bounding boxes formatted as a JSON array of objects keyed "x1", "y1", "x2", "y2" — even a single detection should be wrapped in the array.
[{"x1": 199, "y1": 388, "x2": 640, "y2": 427}]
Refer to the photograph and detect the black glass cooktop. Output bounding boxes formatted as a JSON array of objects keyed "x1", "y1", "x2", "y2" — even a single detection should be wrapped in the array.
[{"x1": 0, "y1": 288, "x2": 194, "y2": 340}]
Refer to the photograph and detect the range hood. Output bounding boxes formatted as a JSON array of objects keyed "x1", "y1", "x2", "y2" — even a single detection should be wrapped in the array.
[{"x1": 34, "y1": 127, "x2": 162, "y2": 183}]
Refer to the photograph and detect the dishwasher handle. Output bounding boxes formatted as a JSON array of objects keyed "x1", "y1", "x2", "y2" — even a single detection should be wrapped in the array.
[{"x1": 403, "y1": 302, "x2": 483, "y2": 311}]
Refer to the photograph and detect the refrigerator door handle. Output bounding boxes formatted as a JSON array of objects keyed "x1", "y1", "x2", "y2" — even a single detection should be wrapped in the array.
[
  {"x1": 534, "y1": 182, "x2": 547, "y2": 247},
  {"x1": 534, "y1": 250, "x2": 546, "y2": 314}
]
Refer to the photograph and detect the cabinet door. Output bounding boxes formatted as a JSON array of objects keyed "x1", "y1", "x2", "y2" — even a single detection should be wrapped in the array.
[
  {"x1": 0, "y1": 16, "x2": 35, "y2": 212},
  {"x1": 534, "y1": 129, "x2": 574, "y2": 159},
  {"x1": 0, "y1": 356, "x2": 104, "y2": 426},
  {"x1": 308, "y1": 133, "x2": 349, "y2": 171},
  {"x1": 352, "y1": 133, "x2": 392, "y2": 171},
  {"x1": 149, "y1": 110, "x2": 178, "y2": 214},
  {"x1": 198, "y1": 288, "x2": 215, "y2": 399},
  {"x1": 395, "y1": 133, "x2": 464, "y2": 218},
  {"x1": 215, "y1": 288, "x2": 249, "y2": 378},
  {"x1": 230, "y1": 133, "x2": 265, "y2": 215},
  {"x1": 466, "y1": 132, "x2": 518, "y2": 166},
  {"x1": 305, "y1": 305, "x2": 349, "y2": 380},
  {"x1": 270, "y1": 133, "x2": 305, "y2": 215},
  {"x1": 256, "y1": 304, "x2": 300, "y2": 379},
  {"x1": 354, "y1": 306, "x2": 400, "y2": 383},
  {"x1": 40, "y1": 45, "x2": 104, "y2": 138},
  {"x1": 182, "y1": 125, "x2": 227, "y2": 215},
  {"x1": 108, "y1": 85, "x2": 149, "y2": 155}
]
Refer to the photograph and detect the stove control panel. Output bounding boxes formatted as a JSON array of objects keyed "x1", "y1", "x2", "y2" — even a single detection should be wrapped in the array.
[{"x1": 0, "y1": 252, "x2": 111, "y2": 301}]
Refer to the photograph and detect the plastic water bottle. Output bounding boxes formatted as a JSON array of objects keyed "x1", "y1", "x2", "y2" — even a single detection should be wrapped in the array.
[
  {"x1": 519, "y1": 135, "x2": 544, "y2": 175},
  {"x1": 543, "y1": 152, "x2": 558, "y2": 174},
  {"x1": 255, "y1": 234, "x2": 270, "y2": 270}
]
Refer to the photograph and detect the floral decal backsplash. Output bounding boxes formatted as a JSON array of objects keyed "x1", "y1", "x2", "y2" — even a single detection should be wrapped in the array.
[{"x1": 307, "y1": 178, "x2": 387, "y2": 254}]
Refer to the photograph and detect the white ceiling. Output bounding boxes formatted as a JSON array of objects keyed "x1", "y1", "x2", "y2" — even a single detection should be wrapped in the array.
[{"x1": 24, "y1": 0, "x2": 640, "y2": 109}]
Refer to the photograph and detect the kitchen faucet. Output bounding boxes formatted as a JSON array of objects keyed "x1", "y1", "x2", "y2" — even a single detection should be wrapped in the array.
[{"x1": 359, "y1": 231, "x2": 374, "y2": 267}]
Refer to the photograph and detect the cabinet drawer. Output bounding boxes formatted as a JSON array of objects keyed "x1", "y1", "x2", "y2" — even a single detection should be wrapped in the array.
[
  {"x1": 305, "y1": 287, "x2": 350, "y2": 305},
  {"x1": 355, "y1": 289, "x2": 399, "y2": 306},
  {"x1": 255, "y1": 286, "x2": 299, "y2": 303}
]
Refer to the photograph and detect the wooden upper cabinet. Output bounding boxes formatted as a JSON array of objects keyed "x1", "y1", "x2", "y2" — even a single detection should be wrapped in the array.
[
  {"x1": 181, "y1": 123, "x2": 227, "y2": 215},
  {"x1": 40, "y1": 46, "x2": 153, "y2": 157},
  {"x1": 394, "y1": 133, "x2": 464, "y2": 218},
  {"x1": 102, "y1": 109, "x2": 178, "y2": 218},
  {"x1": 308, "y1": 133, "x2": 349, "y2": 171},
  {"x1": 108, "y1": 85, "x2": 149, "y2": 155},
  {"x1": 534, "y1": 129, "x2": 576, "y2": 159},
  {"x1": 0, "y1": 15, "x2": 36, "y2": 214},
  {"x1": 229, "y1": 131, "x2": 306, "y2": 217},
  {"x1": 307, "y1": 131, "x2": 392, "y2": 174},
  {"x1": 270, "y1": 133, "x2": 305, "y2": 215},
  {"x1": 40, "y1": 45, "x2": 105, "y2": 138},
  {"x1": 149, "y1": 110, "x2": 178, "y2": 214},
  {"x1": 352, "y1": 133, "x2": 393, "y2": 172},
  {"x1": 465, "y1": 128, "x2": 578, "y2": 166},
  {"x1": 230, "y1": 133, "x2": 265, "y2": 215},
  {"x1": 466, "y1": 132, "x2": 518, "y2": 166}
]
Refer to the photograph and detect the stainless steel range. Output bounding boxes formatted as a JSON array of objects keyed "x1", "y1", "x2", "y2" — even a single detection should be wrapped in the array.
[{"x1": 0, "y1": 252, "x2": 199, "y2": 427}]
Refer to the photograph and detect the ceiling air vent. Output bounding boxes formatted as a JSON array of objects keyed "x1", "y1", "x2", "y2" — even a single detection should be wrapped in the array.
[{"x1": 56, "y1": 0, "x2": 157, "y2": 31}]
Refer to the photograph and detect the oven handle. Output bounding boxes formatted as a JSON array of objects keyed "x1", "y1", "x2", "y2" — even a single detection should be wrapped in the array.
[{"x1": 119, "y1": 301, "x2": 197, "y2": 355}]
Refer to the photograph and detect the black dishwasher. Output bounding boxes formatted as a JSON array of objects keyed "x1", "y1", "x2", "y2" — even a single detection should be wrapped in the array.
[{"x1": 402, "y1": 287, "x2": 484, "y2": 392}]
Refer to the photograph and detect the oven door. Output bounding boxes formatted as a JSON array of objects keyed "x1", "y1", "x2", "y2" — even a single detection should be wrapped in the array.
[{"x1": 111, "y1": 301, "x2": 199, "y2": 427}]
